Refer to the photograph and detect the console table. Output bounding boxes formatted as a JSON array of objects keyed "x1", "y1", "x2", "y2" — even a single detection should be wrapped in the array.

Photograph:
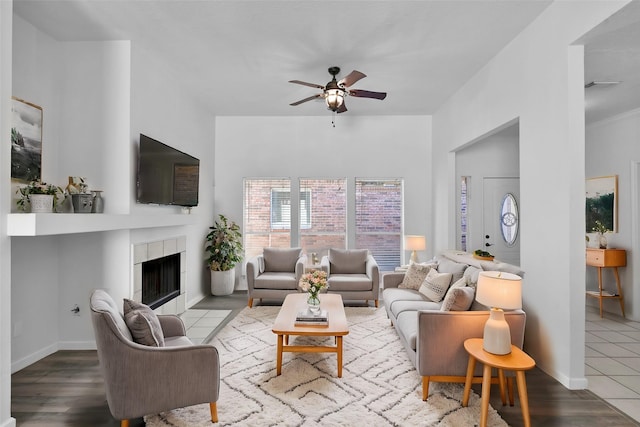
[{"x1": 586, "y1": 248, "x2": 626, "y2": 318}]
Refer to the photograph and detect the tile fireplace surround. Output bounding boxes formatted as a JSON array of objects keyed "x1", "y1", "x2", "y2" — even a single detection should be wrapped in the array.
[{"x1": 132, "y1": 236, "x2": 187, "y2": 315}]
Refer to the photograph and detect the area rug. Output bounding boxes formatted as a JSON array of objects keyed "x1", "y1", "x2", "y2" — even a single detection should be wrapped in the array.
[{"x1": 145, "y1": 306, "x2": 508, "y2": 426}]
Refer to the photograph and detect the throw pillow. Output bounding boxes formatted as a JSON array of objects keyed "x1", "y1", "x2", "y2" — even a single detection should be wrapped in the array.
[
  {"x1": 434, "y1": 256, "x2": 467, "y2": 283},
  {"x1": 263, "y1": 248, "x2": 302, "y2": 272},
  {"x1": 463, "y1": 266, "x2": 482, "y2": 287},
  {"x1": 418, "y1": 269, "x2": 453, "y2": 302},
  {"x1": 328, "y1": 249, "x2": 368, "y2": 274},
  {"x1": 123, "y1": 299, "x2": 165, "y2": 347},
  {"x1": 449, "y1": 275, "x2": 468, "y2": 289},
  {"x1": 440, "y1": 286, "x2": 476, "y2": 311},
  {"x1": 398, "y1": 263, "x2": 433, "y2": 290}
]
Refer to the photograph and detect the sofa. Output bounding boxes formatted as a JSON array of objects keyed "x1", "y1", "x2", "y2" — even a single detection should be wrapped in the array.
[
  {"x1": 382, "y1": 250, "x2": 526, "y2": 400},
  {"x1": 246, "y1": 247, "x2": 306, "y2": 307},
  {"x1": 321, "y1": 248, "x2": 380, "y2": 307}
]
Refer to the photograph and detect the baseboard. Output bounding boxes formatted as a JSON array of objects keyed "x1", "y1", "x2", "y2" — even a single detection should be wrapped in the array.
[
  {"x1": 11, "y1": 341, "x2": 96, "y2": 373},
  {"x1": 11, "y1": 342, "x2": 58, "y2": 374},
  {"x1": 538, "y1": 362, "x2": 588, "y2": 390},
  {"x1": 0, "y1": 417, "x2": 16, "y2": 427},
  {"x1": 59, "y1": 340, "x2": 96, "y2": 351}
]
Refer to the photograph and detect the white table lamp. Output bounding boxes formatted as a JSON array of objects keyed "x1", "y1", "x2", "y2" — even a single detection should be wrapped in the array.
[
  {"x1": 476, "y1": 271, "x2": 522, "y2": 355},
  {"x1": 405, "y1": 235, "x2": 426, "y2": 263}
]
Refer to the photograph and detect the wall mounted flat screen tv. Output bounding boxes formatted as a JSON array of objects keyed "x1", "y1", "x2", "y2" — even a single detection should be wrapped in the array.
[{"x1": 136, "y1": 134, "x2": 200, "y2": 207}]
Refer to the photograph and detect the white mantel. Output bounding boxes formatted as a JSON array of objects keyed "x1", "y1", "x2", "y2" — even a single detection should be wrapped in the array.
[{"x1": 7, "y1": 213, "x2": 197, "y2": 236}]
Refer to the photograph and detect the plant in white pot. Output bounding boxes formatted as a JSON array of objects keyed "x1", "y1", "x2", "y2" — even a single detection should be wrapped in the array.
[
  {"x1": 206, "y1": 214, "x2": 244, "y2": 296},
  {"x1": 16, "y1": 180, "x2": 62, "y2": 213}
]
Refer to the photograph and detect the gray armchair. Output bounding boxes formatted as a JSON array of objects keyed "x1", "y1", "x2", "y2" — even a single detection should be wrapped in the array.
[
  {"x1": 89, "y1": 289, "x2": 220, "y2": 427},
  {"x1": 321, "y1": 248, "x2": 380, "y2": 307},
  {"x1": 245, "y1": 247, "x2": 305, "y2": 307}
]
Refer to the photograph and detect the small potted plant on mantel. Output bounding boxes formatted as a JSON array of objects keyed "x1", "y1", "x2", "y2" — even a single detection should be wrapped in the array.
[
  {"x1": 16, "y1": 180, "x2": 62, "y2": 213},
  {"x1": 205, "y1": 214, "x2": 244, "y2": 296}
]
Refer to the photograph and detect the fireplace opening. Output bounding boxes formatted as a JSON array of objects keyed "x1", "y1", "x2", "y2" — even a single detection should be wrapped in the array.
[{"x1": 142, "y1": 253, "x2": 180, "y2": 309}]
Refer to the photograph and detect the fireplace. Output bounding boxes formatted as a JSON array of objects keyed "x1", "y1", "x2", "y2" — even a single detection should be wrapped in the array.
[
  {"x1": 142, "y1": 253, "x2": 180, "y2": 309},
  {"x1": 133, "y1": 236, "x2": 186, "y2": 314}
]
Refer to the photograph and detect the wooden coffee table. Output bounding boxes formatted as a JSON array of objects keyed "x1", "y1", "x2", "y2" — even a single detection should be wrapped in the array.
[{"x1": 272, "y1": 293, "x2": 349, "y2": 377}]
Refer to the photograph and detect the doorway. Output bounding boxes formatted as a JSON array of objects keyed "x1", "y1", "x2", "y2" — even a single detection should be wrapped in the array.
[{"x1": 455, "y1": 122, "x2": 520, "y2": 262}]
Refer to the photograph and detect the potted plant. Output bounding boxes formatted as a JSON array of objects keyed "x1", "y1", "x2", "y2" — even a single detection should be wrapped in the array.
[
  {"x1": 206, "y1": 214, "x2": 244, "y2": 295},
  {"x1": 16, "y1": 180, "x2": 62, "y2": 213},
  {"x1": 592, "y1": 220, "x2": 610, "y2": 249}
]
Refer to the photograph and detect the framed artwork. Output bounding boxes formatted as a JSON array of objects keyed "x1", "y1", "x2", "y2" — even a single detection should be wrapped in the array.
[
  {"x1": 586, "y1": 175, "x2": 618, "y2": 233},
  {"x1": 11, "y1": 97, "x2": 43, "y2": 183}
]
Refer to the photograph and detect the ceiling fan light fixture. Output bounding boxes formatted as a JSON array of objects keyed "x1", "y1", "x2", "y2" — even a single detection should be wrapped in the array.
[{"x1": 325, "y1": 88, "x2": 345, "y2": 111}]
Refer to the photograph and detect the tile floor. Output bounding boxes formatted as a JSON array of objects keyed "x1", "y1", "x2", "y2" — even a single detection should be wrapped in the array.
[
  {"x1": 586, "y1": 306, "x2": 640, "y2": 422},
  {"x1": 180, "y1": 308, "x2": 232, "y2": 344}
]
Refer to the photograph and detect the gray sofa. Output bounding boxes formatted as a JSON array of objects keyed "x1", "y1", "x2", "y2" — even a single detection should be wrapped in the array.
[
  {"x1": 321, "y1": 248, "x2": 380, "y2": 307},
  {"x1": 245, "y1": 247, "x2": 306, "y2": 307},
  {"x1": 383, "y1": 251, "x2": 526, "y2": 400}
]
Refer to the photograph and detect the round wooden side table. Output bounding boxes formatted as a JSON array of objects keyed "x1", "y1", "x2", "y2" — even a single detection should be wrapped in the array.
[{"x1": 462, "y1": 338, "x2": 536, "y2": 427}]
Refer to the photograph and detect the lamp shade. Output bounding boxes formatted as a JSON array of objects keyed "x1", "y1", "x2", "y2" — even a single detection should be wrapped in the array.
[
  {"x1": 476, "y1": 271, "x2": 522, "y2": 310},
  {"x1": 405, "y1": 235, "x2": 426, "y2": 251}
]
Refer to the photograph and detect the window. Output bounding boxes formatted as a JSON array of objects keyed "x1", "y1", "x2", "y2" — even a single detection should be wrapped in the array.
[
  {"x1": 271, "y1": 189, "x2": 291, "y2": 230},
  {"x1": 460, "y1": 176, "x2": 469, "y2": 252},
  {"x1": 243, "y1": 179, "x2": 291, "y2": 260},
  {"x1": 299, "y1": 178, "x2": 347, "y2": 256},
  {"x1": 355, "y1": 179, "x2": 402, "y2": 271},
  {"x1": 244, "y1": 177, "x2": 404, "y2": 270}
]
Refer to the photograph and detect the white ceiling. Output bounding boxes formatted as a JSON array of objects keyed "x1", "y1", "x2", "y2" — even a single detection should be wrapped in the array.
[
  {"x1": 581, "y1": 0, "x2": 640, "y2": 124},
  {"x1": 14, "y1": 0, "x2": 638, "y2": 122},
  {"x1": 13, "y1": 0, "x2": 553, "y2": 117}
]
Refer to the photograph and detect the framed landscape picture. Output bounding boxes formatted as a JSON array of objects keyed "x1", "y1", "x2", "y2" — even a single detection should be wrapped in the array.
[
  {"x1": 11, "y1": 97, "x2": 43, "y2": 183},
  {"x1": 586, "y1": 175, "x2": 618, "y2": 233}
]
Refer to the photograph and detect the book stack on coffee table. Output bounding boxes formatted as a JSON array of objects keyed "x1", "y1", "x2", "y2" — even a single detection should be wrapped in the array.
[{"x1": 295, "y1": 309, "x2": 329, "y2": 326}]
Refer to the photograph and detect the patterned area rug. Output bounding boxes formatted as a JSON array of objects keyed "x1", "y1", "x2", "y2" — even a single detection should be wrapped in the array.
[{"x1": 145, "y1": 306, "x2": 508, "y2": 426}]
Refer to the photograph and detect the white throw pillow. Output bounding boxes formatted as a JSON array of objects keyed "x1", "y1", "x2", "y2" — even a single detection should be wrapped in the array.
[
  {"x1": 418, "y1": 269, "x2": 453, "y2": 302},
  {"x1": 398, "y1": 263, "x2": 434, "y2": 290},
  {"x1": 450, "y1": 276, "x2": 468, "y2": 289},
  {"x1": 440, "y1": 286, "x2": 476, "y2": 311}
]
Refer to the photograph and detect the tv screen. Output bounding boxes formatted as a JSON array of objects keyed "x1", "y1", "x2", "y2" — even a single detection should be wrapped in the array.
[{"x1": 136, "y1": 134, "x2": 200, "y2": 207}]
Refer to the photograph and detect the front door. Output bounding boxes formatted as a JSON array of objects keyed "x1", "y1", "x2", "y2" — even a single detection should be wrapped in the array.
[{"x1": 483, "y1": 177, "x2": 520, "y2": 266}]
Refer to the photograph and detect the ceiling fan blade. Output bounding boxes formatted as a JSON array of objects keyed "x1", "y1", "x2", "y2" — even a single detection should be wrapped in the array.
[
  {"x1": 290, "y1": 94, "x2": 322, "y2": 106},
  {"x1": 349, "y1": 89, "x2": 387, "y2": 100},
  {"x1": 336, "y1": 102, "x2": 348, "y2": 114},
  {"x1": 338, "y1": 70, "x2": 366, "y2": 87},
  {"x1": 289, "y1": 80, "x2": 324, "y2": 89}
]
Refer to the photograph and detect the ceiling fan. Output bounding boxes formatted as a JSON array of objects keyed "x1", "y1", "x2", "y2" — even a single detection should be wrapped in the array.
[{"x1": 289, "y1": 66, "x2": 387, "y2": 113}]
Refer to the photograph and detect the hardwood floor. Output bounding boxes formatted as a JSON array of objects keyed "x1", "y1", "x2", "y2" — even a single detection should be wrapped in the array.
[
  {"x1": 10, "y1": 292, "x2": 640, "y2": 426},
  {"x1": 12, "y1": 351, "x2": 640, "y2": 426}
]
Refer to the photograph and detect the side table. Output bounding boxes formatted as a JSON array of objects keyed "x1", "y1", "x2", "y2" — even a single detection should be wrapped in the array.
[
  {"x1": 585, "y1": 248, "x2": 626, "y2": 318},
  {"x1": 462, "y1": 338, "x2": 536, "y2": 427}
]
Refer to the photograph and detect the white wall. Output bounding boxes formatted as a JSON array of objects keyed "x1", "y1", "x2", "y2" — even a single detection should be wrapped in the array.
[
  {"x1": 455, "y1": 124, "x2": 519, "y2": 255},
  {"x1": 586, "y1": 108, "x2": 640, "y2": 319},
  {"x1": 10, "y1": 15, "x2": 66, "y2": 368},
  {"x1": 215, "y1": 115, "x2": 432, "y2": 286},
  {"x1": 0, "y1": 1, "x2": 15, "y2": 425},
  {"x1": 129, "y1": 43, "x2": 216, "y2": 306},
  {"x1": 433, "y1": 1, "x2": 629, "y2": 389},
  {"x1": 9, "y1": 14, "x2": 216, "y2": 374}
]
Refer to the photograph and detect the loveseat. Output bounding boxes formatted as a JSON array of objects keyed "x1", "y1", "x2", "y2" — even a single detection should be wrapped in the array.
[{"x1": 382, "y1": 250, "x2": 526, "y2": 400}]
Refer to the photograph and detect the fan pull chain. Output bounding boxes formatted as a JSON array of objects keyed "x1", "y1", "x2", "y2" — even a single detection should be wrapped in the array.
[{"x1": 332, "y1": 111, "x2": 336, "y2": 128}]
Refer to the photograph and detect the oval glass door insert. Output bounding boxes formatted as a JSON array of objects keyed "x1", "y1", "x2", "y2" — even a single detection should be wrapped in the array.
[{"x1": 500, "y1": 193, "x2": 519, "y2": 246}]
